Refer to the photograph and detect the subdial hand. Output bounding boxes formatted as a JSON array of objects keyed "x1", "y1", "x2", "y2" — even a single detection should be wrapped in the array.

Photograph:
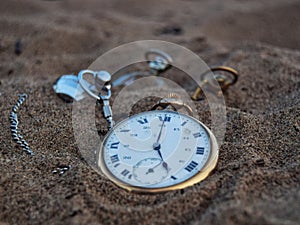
[
  {"x1": 146, "y1": 160, "x2": 169, "y2": 175},
  {"x1": 133, "y1": 158, "x2": 169, "y2": 184}
]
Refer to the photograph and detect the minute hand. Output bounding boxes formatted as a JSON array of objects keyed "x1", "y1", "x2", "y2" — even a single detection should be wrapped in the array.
[{"x1": 155, "y1": 117, "x2": 166, "y2": 144}]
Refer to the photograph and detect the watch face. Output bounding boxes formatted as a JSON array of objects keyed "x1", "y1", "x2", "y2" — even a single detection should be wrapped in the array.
[{"x1": 98, "y1": 110, "x2": 218, "y2": 192}]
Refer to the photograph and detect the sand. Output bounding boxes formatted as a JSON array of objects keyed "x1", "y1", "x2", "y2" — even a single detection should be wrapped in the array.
[{"x1": 0, "y1": 0, "x2": 299, "y2": 224}]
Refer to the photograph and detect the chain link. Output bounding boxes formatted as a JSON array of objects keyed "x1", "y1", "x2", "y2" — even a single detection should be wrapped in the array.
[
  {"x1": 9, "y1": 94, "x2": 34, "y2": 155},
  {"x1": 98, "y1": 83, "x2": 115, "y2": 130}
]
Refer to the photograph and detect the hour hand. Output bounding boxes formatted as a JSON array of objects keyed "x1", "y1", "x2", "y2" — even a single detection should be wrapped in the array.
[{"x1": 152, "y1": 144, "x2": 169, "y2": 171}]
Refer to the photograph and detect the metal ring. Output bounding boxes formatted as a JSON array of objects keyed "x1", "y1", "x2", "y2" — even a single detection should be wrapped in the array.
[
  {"x1": 210, "y1": 66, "x2": 239, "y2": 88},
  {"x1": 192, "y1": 66, "x2": 239, "y2": 100},
  {"x1": 78, "y1": 70, "x2": 101, "y2": 100}
]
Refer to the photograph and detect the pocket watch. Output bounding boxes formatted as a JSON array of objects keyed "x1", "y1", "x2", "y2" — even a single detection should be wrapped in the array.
[
  {"x1": 54, "y1": 49, "x2": 238, "y2": 193},
  {"x1": 98, "y1": 102, "x2": 219, "y2": 193}
]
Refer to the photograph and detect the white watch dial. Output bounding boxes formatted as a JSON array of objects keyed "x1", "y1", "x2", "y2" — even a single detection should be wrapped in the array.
[{"x1": 99, "y1": 110, "x2": 212, "y2": 189}]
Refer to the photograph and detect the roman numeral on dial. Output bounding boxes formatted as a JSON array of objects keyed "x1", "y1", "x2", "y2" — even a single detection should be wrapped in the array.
[
  {"x1": 110, "y1": 154, "x2": 119, "y2": 163},
  {"x1": 110, "y1": 142, "x2": 120, "y2": 149},
  {"x1": 193, "y1": 132, "x2": 201, "y2": 138},
  {"x1": 185, "y1": 161, "x2": 198, "y2": 172},
  {"x1": 196, "y1": 147, "x2": 204, "y2": 155},
  {"x1": 121, "y1": 169, "x2": 130, "y2": 176},
  {"x1": 120, "y1": 129, "x2": 130, "y2": 133},
  {"x1": 181, "y1": 121, "x2": 187, "y2": 126},
  {"x1": 137, "y1": 118, "x2": 148, "y2": 124},
  {"x1": 159, "y1": 116, "x2": 171, "y2": 122}
]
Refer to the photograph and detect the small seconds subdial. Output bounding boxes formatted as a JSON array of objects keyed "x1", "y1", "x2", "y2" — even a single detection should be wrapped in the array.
[
  {"x1": 133, "y1": 158, "x2": 169, "y2": 185},
  {"x1": 98, "y1": 110, "x2": 215, "y2": 190}
]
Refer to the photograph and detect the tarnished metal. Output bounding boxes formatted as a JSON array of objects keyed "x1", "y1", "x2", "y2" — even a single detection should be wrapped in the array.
[
  {"x1": 77, "y1": 69, "x2": 114, "y2": 129},
  {"x1": 112, "y1": 49, "x2": 173, "y2": 87},
  {"x1": 151, "y1": 93, "x2": 193, "y2": 116},
  {"x1": 53, "y1": 75, "x2": 91, "y2": 102},
  {"x1": 145, "y1": 48, "x2": 173, "y2": 73},
  {"x1": 192, "y1": 66, "x2": 239, "y2": 100}
]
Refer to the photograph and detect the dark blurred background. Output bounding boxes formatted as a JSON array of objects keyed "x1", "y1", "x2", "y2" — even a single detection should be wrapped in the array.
[{"x1": 0, "y1": 0, "x2": 299, "y2": 80}]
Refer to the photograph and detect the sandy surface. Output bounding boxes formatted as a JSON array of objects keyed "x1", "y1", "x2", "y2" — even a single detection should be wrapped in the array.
[{"x1": 0, "y1": 0, "x2": 299, "y2": 224}]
